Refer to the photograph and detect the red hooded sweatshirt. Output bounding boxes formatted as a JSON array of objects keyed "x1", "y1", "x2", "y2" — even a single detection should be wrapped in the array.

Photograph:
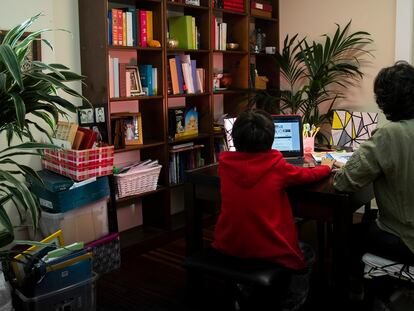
[{"x1": 212, "y1": 150, "x2": 331, "y2": 270}]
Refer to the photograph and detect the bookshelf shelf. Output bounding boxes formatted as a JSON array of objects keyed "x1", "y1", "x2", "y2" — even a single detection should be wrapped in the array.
[
  {"x1": 78, "y1": 0, "x2": 279, "y2": 250},
  {"x1": 167, "y1": 2, "x2": 209, "y2": 11},
  {"x1": 168, "y1": 92, "x2": 210, "y2": 98},
  {"x1": 110, "y1": 95, "x2": 163, "y2": 102}
]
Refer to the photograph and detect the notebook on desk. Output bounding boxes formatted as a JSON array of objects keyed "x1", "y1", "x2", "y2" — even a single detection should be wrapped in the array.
[{"x1": 271, "y1": 115, "x2": 309, "y2": 166}]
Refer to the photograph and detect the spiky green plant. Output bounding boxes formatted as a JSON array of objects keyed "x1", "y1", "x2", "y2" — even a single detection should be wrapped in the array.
[
  {"x1": 0, "y1": 13, "x2": 89, "y2": 251},
  {"x1": 250, "y1": 21, "x2": 373, "y2": 141}
]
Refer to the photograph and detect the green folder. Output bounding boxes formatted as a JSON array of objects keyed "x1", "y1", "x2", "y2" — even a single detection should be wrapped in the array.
[{"x1": 169, "y1": 15, "x2": 194, "y2": 49}]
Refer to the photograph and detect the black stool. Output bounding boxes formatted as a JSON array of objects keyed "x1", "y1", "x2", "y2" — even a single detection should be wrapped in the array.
[{"x1": 183, "y1": 247, "x2": 295, "y2": 310}]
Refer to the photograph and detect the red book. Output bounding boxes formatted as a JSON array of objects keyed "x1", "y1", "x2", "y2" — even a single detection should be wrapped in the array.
[
  {"x1": 139, "y1": 10, "x2": 147, "y2": 47},
  {"x1": 111, "y1": 9, "x2": 119, "y2": 45},
  {"x1": 117, "y1": 9, "x2": 123, "y2": 47},
  {"x1": 78, "y1": 127, "x2": 98, "y2": 150},
  {"x1": 119, "y1": 63, "x2": 127, "y2": 97}
]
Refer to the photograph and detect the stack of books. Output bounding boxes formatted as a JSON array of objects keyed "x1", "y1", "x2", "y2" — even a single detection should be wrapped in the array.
[
  {"x1": 168, "y1": 54, "x2": 205, "y2": 95},
  {"x1": 168, "y1": 15, "x2": 200, "y2": 50},
  {"x1": 108, "y1": 8, "x2": 154, "y2": 47},
  {"x1": 212, "y1": 17, "x2": 227, "y2": 50}
]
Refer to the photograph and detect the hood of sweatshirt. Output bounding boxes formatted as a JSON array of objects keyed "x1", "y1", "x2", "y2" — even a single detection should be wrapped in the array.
[{"x1": 219, "y1": 150, "x2": 283, "y2": 188}]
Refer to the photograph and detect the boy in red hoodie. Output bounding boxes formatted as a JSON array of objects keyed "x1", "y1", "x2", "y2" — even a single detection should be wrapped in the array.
[{"x1": 212, "y1": 109, "x2": 333, "y2": 310}]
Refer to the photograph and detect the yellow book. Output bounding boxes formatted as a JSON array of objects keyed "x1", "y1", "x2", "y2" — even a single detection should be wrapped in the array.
[
  {"x1": 122, "y1": 12, "x2": 127, "y2": 46},
  {"x1": 192, "y1": 17, "x2": 196, "y2": 49},
  {"x1": 146, "y1": 11, "x2": 153, "y2": 42}
]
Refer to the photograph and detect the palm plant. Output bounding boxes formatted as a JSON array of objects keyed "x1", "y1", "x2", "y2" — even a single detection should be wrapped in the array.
[
  {"x1": 251, "y1": 21, "x2": 373, "y2": 141},
  {"x1": 0, "y1": 13, "x2": 89, "y2": 253}
]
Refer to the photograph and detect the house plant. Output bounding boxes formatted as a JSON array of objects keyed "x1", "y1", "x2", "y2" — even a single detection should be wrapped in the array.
[
  {"x1": 250, "y1": 21, "x2": 373, "y2": 142},
  {"x1": 0, "y1": 13, "x2": 88, "y2": 258}
]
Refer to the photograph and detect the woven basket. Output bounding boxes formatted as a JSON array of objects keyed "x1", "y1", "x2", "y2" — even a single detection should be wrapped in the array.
[{"x1": 115, "y1": 165, "x2": 161, "y2": 198}]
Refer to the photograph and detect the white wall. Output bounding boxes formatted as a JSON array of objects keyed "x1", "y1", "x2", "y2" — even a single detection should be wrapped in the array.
[
  {"x1": 395, "y1": 0, "x2": 414, "y2": 63},
  {"x1": 0, "y1": 1, "x2": 80, "y2": 229},
  {"x1": 279, "y1": 0, "x2": 396, "y2": 114}
]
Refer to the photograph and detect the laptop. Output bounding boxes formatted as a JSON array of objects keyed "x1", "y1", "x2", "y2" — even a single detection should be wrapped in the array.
[{"x1": 271, "y1": 115, "x2": 308, "y2": 166}]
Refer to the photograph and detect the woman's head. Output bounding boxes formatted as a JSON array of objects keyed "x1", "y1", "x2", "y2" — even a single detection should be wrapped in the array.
[
  {"x1": 374, "y1": 61, "x2": 414, "y2": 121},
  {"x1": 232, "y1": 109, "x2": 275, "y2": 152}
]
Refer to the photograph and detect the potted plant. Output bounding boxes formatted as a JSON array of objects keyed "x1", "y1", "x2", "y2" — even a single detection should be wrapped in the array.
[
  {"x1": 0, "y1": 13, "x2": 89, "y2": 280},
  {"x1": 250, "y1": 21, "x2": 373, "y2": 142}
]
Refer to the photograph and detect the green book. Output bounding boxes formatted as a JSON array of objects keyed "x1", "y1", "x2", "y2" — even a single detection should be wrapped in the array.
[{"x1": 169, "y1": 15, "x2": 193, "y2": 49}]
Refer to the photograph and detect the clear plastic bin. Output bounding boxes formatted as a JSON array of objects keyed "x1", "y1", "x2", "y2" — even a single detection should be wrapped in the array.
[
  {"x1": 14, "y1": 273, "x2": 97, "y2": 311},
  {"x1": 29, "y1": 197, "x2": 109, "y2": 245}
]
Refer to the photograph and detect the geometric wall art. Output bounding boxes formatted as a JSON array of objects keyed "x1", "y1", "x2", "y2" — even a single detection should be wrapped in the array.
[{"x1": 330, "y1": 110, "x2": 379, "y2": 149}]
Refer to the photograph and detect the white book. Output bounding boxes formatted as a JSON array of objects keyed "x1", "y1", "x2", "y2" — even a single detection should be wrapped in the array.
[
  {"x1": 222, "y1": 22, "x2": 227, "y2": 51},
  {"x1": 196, "y1": 68, "x2": 204, "y2": 93},
  {"x1": 181, "y1": 63, "x2": 194, "y2": 94},
  {"x1": 179, "y1": 54, "x2": 195, "y2": 93},
  {"x1": 113, "y1": 57, "x2": 120, "y2": 98},
  {"x1": 108, "y1": 56, "x2": 114, "y2": 98},
  {"x1": 126, "y1": 12, "x2": 133, "y2": 46},
  {"x1": 126, "y1": 71, "x2": 131, "y2": 97}
]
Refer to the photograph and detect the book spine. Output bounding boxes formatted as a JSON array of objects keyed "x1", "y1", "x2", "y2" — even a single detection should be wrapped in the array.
[
  {"x1": 129, "y1": 8, "x2": 137, "y2": 46},
  {"x1": 146, "y1": 11, "x2": 153, "y2": 43},
  {"x1": 190, "y1": 60, "x2": 199, "y2": 93},
  {"x1": 108, "y1": 10, "x2": 112, "y2": 45},
  {"x1": 152, "y1": 67, "x2": 157, "y2": 95},
  {"x1": 113, "y1": 57, "x2": 120, "y2": 98},
  {"x1": 119, "y1": 63, "x2": 127, "y2": 98},
  {"x1": 126, "y1": 71, "x2": 131, "y2": 97},
  {"x1": 174, "y1": 55, "x2": 185, "y2": 94},
  {"x1": 122, "y1": 12, "x2": 127, "y2": 46},
  {"x1": 140, "y1": 10, "x2": 147, "y2": 47},
  {"x1": 168, "y1": 58, "x2": 180, "y2": 94},
  {"x1": 108, "y1": 56, "x2": 114, "y2": 98},
  {"x1": 117, "y1": 9, "x2": 123, "y2": 47},
  {"x1": 146, "y1": 65, "x2": 153, "y2": 96},
  {"x1": 126, "y1": 11, "x2": 133, "y2": 46},
  {"x1": 111, "y1": 9, "x2": 118, "y2": 45}
]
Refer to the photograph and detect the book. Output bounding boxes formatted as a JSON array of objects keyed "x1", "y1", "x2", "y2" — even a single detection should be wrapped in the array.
[
  {"x1": 168, "y1": 107, "x2": 186, "y2": 139},
  {"x1": 152, "y1": 67, "x2": 158, "y2": 95},
  {"x1": 119, "y1": 63, "x2": 127, "y2": 97},
  {"x1": 168, "y1": 15, "x2": 193, "y2": 49},
  {"x1": 77, "y1": 127, "x2": 98, "y2": 150},
  {"x1": 171, "y1": 142, "x2": 194, "y2": 150},
  {"x1": 111, "y1": 9, "x2": 119, "y2": 45},
  {"x1": 107, "y1": 10, "x2": 112, "y2": 45},
  {"x1": 72, "y1": 130, "x2": 85, "y2": 150},
  {"x1": 174, "y1": 55, "x2": 185, "y2": 94},
  {"x1": 184, "y1": 107, "x2": 198, "y2": 136},
  {"x1": 54, "y1": 121, "x2": 78, "y2": 145},
  {"x1": 138, "y1": 10, "x2": 147, "y2": 47},
  {"x1": 113, "y1": 57, "x2": 120, "y2": 97},
  {"x1": 139, "y1": 64, "x2": 153, "y2": 96},
  {"x1": 146, "y1": 10, "x2": 153, "y2": 43},
  {"x1": 168, "y1": 58, "x2": 180, "y2": 95}
]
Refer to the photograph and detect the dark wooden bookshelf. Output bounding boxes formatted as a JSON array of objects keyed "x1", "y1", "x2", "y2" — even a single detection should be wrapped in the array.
[{"x1": 78, "y1": 0, "x2": 279, "y2": 251}]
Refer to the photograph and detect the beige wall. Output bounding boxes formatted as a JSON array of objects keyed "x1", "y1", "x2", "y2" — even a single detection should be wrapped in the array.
[{"x1": 279, "y1": 0, "x2": 396, "y2": 113}]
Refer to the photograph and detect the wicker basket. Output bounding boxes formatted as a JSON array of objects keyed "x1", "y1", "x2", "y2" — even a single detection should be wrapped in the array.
[{"x1": 115, "y1": 165, "x2": 162, "y2": 198}]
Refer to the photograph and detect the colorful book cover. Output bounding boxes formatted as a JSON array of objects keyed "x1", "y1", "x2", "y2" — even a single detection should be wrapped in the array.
[
  {"x1": 117, "y1": 9, "x2": 123, "y2": 47},
  {"x1": 152, "y1": 67, "x2": 157, "y2": 95},
  {"x1": 168, "y1": 58, "x2": 180, "y2": 94},
  {"x1": 174, "y1": 55, "x2": 185, "y2": 94},
  {"x1": 184, "y1": 107, "x2": 198, "y2": 136},
  {"x1": 190, "y1": 60, "x2": 199, "y2": 93},
  {"x1": 113, "y1": 57, "x2": 120, "y2": 98},
  {"x1": 139, "y1": 10, "x2": 147, "y2": 47},
  {"x1": 111, "y1": 9, "x2": 119, "y2": 45},
  {"x1": 126, "y1": 11, "x2": 133, "y2": 46},
  {"x1": 122, "y1": 12, "x2": 127, "y2": 46},
  {"x1": 128, "y1": 8, "x2": 137, "y2": 46},
  {"x1": 108, "y1": 10, "x2": 112, "y2": 45},
  {"x1": 139, "y1": 64, "x2": 153, "y2": 96},
  {"x1": 168, "y1": 15, "x2": 193, "y2": 49},
  {"x1": 146, "y1": 11, "x2": 153, "y2": 43}
]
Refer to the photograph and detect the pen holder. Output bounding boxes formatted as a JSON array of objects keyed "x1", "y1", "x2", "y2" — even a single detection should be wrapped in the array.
[{"x1": 303, "y1": 136, "x2": 315, "y2": 153}]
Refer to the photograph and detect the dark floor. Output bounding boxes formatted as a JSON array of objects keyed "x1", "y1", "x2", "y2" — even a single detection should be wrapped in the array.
[{"x1": 96, "y1": 220, "x2": 414, "y2": 311}]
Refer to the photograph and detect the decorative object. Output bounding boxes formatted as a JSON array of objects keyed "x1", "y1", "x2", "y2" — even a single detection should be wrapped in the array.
[
  {"x1": 255, "y1": 76, "x2": 268, "y2": 90},
  {"x1": 185, "y1": 0, "x2": 200, "y2": 5},
  {"x1": 220, "y1": 73, "x2": 233, "y2": 88},
  {"x1": 0, "y1": 13, "x2": 89, "y2": 253},
  {"x1": 330, "y1": 110, "x2": 378, "y2": 149},
  {"x1": 148, "y1": 39, "x2": 161, "y2": 47},
  {"x1": 111, "y1": 112, "x2": 143, "y2": 146},
  {"x1": 265, "y1": 46, "x2": 276, "y2": 54},
  {"x1": 167, "y1": 38, "x2": 179, "y2": 49},
  {"x1": 249, "y1": 21, "x2": 373, "y2": 142},
  {"x1": 226, "y1": 43, "x2": 239, "y2": 50},
  {"x1": 126, "y1": 66, "x2": 145, "y2": 96}
]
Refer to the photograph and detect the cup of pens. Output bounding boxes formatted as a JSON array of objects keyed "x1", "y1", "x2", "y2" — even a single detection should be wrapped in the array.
[{"x1": 303, "y1": 123, "x2": 319, "y2": 153}]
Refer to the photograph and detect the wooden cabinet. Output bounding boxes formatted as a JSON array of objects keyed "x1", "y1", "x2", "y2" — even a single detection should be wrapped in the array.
[{"x1": 78, "y1": 0, "x2": 279, "y2": 250}]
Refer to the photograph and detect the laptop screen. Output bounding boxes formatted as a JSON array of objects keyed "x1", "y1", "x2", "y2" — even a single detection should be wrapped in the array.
[{"x1": 271, "y1": 115, "x2": 304, "y2": 158}]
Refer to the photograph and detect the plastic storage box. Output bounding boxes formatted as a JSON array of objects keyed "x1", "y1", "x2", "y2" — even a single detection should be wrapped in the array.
[
  {"x1": 28, "y1": 170, "x2": 109, "y2": 213},
  {"x1": 14, "y1": 273, "x2": 97, "y2": 311},
  {"x1": 31, "y1": 197, "x2": 109, "y2": 245}
]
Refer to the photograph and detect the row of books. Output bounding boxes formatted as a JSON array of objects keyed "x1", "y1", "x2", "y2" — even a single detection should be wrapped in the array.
[
  {"x1": 108, "y1": 57, "x2": 158, "y2": 98},
  {"x1": 169, "y1": 143, "x2": 205, "y2": 184},
  {"x1": 108, "y1": 8, "x2": 154, "y2": 47},
  {"x1": 168, "y1": 15, "x2": 200, "y2": 50},
  {"x1": 212, "y1": 17, "x2": 227, "y2": 50},
  {"x1": 168, "y1": 54, "x2": 205, "y2": 95}
]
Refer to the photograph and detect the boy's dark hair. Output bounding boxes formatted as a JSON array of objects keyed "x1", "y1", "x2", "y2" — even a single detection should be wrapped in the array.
[
  {"x1": 232, "y1": 109, "x2": 275, "y2": 152},
  {"x1": 374, "y1": 60, "x2": 414, "y2": 121}
]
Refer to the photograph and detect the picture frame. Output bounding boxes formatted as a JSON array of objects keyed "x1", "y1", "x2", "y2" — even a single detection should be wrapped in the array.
[
  {"x1": 78, "y1": 108, "x2": 95, "y2": 125},
  {"x1": 126, "y1": 65, "x2": 145, "y2": 96},
  {"x1": 111, "y1": 112, "x2": 143, "y2": 146},
  {"x1": 0, "y1": 30, "x2": 42, "y2": 61}
]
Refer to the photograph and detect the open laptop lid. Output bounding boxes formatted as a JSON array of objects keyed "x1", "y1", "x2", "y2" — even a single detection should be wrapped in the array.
[{"x1": 271, "y1": 115, "x2": 304, "y2": 158}]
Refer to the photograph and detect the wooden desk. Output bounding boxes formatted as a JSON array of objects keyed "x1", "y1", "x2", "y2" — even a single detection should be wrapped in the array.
[{"x1": 185, "y1": 163, "x2": 374, "y2": 299}]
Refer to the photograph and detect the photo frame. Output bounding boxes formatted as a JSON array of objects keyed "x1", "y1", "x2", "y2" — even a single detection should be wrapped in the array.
[
  {"x1": 111, "y1": 112, "x2": 143, "y2": 146},
  {"x1": 0, "y1": 30, "x2": 42, "y2": 61},
  {"x1": 95, "y1": 106, "x2": 106, "y2": 123},
  {"x1": 126, "y1": 65, "x2": 145, "y2": 96},
  {"x1": 78, "y1": 108, "x2": 95, "y2": 125}
]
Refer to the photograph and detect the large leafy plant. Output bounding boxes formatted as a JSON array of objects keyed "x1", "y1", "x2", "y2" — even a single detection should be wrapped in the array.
[
  {"x1": 251, "y1": 21, "x2": 373, "y2": 140},
  {"x1": 0, "y1": 14, "x2": 88, "y2": 252}
]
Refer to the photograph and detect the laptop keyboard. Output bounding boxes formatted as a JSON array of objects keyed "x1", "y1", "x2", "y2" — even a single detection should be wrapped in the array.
[{"x1": 286, "y1": 157, "x2": 305, "y2": 165}]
